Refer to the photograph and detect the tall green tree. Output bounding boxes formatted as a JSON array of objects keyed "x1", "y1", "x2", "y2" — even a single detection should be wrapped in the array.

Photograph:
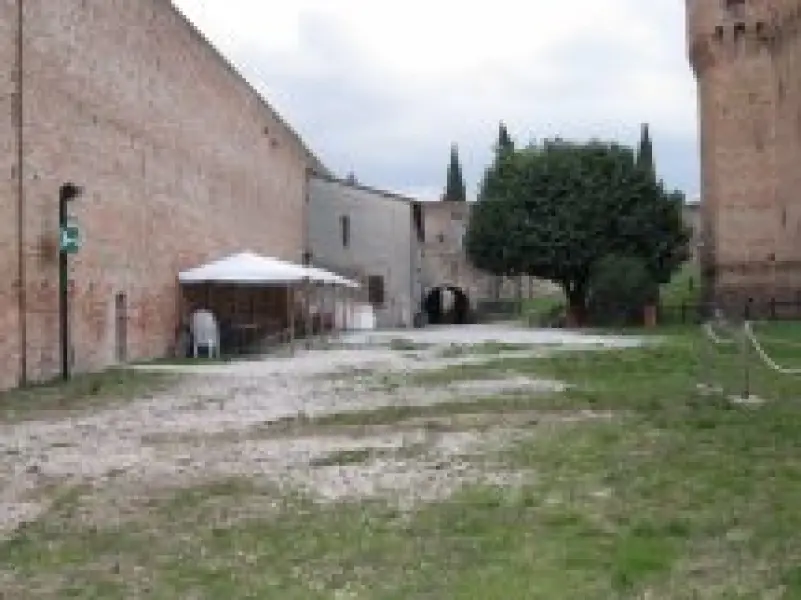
[
  {"x1": 636, "y1": 123, "x2": 655, "y2": 178},
  {"x1": 465, "y1": 138, "x2": 690, "y2": 324},
  {"x1": 443, "y1": 143, "x2": 467, "y2": 202}
]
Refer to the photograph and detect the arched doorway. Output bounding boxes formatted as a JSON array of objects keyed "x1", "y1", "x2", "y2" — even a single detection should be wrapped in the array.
[{"x1": 424, "y1": 286, "x2": 471, "y2": 325}]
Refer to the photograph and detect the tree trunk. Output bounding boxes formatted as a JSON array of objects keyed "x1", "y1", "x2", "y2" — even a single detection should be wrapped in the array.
[
  {"x1": 643, "y1": 303, "x2": 658, "y2": 328},
  {"x1": 564, "y1": 283, "x2": 588, "y2": 328}
]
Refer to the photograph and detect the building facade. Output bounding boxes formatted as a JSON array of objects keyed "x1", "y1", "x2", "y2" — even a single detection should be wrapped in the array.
[
  {"x1": 307, "y1": 176, "x2": 425, "y2": 329},
  {"x1": 0, "y1": 0, "x2": 321, "y2": 389},
  {"x1": 687, "y1": 0, "x2": 801, "y2": 311}
]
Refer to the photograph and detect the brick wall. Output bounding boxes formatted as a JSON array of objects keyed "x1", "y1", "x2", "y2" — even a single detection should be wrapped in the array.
[
  {"x1": 1, "y1": 0, "x2": 22, "y2": 389},
  {"x1": 688, "y1": 0, "x2": 801, "y2": 306},
  {"x1": 1, "y1": 0, "x2": 316, "y2": 387}
]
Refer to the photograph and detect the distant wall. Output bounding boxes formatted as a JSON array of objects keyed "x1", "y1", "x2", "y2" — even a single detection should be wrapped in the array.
[
  {"x1": 420, "y1": 201, "x2": 558, "y2": 306},
  {"x1": 683, "y1": 202, "x2": 702, "y2": 262},
  {"x1": 308, "y1": 176, "x2": 421, "y2": 329}
]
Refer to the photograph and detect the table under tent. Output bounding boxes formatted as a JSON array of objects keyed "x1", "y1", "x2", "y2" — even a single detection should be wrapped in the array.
[{"x1": 177, "y1": 251, "x2": 360, "y2": 357}]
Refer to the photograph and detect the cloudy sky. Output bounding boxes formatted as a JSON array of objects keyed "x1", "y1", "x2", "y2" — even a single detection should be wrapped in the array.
[{"x1": 173, "y1": 0, "x2": 699, "y2": 201}]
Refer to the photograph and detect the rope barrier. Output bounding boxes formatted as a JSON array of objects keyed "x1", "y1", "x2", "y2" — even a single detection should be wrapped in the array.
[
  {"x1": 744, "y1": 325, "x2": 801, "y2": 349},
  {"x1": 743, "y1": 321, "x2": 801, "y2": 375},
  {"x1": 702, "y1": 321, "x2": 736, "y2": 345}
]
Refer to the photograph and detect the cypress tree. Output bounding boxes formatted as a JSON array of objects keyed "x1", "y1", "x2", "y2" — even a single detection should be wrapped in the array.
[
  {"x1": 444, "y1": 143, "x2": 467, "y2": 202},
  {"x1": 636, "y1": 123, "x2": 655, "y2": 178}
]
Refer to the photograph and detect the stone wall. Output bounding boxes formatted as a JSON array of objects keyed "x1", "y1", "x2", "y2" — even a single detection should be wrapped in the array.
[
  {"x1": 0, "y1": 0, "x2": 316, "y2": 388},
  {"x1": 420, "y1": 201, "x2": 558, "y2": 307}
]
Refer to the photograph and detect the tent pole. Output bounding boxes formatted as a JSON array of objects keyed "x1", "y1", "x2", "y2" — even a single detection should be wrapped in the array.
[
  {"x1": 323, "y1": 283, "x2": 330, "y2": 343},
  {"x1": 335, "y1": 285, "x2": 340, "y2": 337},
  {"x1": 305, "y1": 277, "x2": 312, "y2": 349},
  {"x1": 287, "y1": 284, "x2": 294, "y2": 355},
  {"x1": 346, "y1": 287, "x2": 351, "y2": 332}
]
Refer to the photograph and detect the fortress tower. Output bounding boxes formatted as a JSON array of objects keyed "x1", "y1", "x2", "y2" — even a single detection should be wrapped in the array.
[{"x1": 687, "y1": 0, "x2": 801, "y2": 314}]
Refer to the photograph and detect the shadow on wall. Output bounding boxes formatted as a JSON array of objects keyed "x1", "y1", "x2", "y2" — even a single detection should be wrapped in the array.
[{"x1": 424, "y1": 286, "x2": 471, "y2": 325}]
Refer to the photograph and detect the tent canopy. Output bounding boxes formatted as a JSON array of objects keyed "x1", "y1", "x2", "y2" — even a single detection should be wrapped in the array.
[{"x1": 178, "y1": 251, "x2": 359, "y2": 288}]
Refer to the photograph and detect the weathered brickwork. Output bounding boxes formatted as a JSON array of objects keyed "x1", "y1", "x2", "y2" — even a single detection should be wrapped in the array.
[
  {"x1": 688, "y1": 0, "x2": 801, "y2": 311},
  {"x1": 1, "y1": 0, "x2": 318, "y2": 388}
]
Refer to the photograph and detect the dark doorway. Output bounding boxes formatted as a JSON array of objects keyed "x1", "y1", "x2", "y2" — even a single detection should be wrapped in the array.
[
  {"x1": 115, "y1": 292, "x2": 128, "y2": 363},
  {"x1": 424, "y1": 286, "x2": 470, "y2": 325}
]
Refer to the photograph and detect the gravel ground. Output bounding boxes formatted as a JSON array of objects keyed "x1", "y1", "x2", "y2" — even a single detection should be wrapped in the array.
[{"x1": 0, "y1": 325, "x2": 642, "y2": 537}]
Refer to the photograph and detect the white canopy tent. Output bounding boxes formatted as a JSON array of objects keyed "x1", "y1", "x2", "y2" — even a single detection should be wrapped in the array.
[
  {"x1": 177, "y1": 252, "x2": 360, "y2": 354},
  {"x1": 178, "y1": 251, "x2": 359, "y2": 288}
]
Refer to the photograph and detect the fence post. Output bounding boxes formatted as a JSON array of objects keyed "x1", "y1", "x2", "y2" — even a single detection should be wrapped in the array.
[
  {"x1": 700, "y1": 304, "x2": 710, "y2": 394},
  {"x1": 741, "y1": 299, "x2": 752, "y2": 400}
]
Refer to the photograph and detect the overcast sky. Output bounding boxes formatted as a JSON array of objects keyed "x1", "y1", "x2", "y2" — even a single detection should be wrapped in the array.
[{"x1": 173, "y1": 0, "x2": 699, "y2": 202}]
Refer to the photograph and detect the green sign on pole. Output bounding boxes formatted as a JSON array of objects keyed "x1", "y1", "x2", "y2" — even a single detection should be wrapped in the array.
[{"x1": 60, "y1": 224, "x2": 81, "y2": 254}]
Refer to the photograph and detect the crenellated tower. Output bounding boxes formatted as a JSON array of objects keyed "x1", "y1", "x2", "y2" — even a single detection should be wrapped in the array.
[{"x1": 687, "y1": 0, "x2": 801, "y2": 314}]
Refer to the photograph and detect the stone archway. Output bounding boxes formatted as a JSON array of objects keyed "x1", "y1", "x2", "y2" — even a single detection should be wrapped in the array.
[{"x1": 423, "y1": 286, "x2": 471, "y2": 325}]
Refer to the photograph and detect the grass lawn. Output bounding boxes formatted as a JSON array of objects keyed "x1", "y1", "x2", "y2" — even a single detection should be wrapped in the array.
[
  {"x1": 521, "y1": 295, "x2": 565, "y2": 326},
  {"x1": 0, "y1": 369, "x2": 177, "y2": 423},
  {"x1": 4, "y1": 328, "x2": 801, "y2": 597}
]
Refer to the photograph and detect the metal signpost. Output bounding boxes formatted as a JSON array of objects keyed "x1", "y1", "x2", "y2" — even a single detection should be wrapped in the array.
[{"x1": 59, "y1": 183, "x2": 83, "y2": 380}]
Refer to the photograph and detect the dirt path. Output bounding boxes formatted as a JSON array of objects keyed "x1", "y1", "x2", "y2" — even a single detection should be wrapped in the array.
[{"x1": 0, "y1": 325, "x2": 641, "y2": 537}]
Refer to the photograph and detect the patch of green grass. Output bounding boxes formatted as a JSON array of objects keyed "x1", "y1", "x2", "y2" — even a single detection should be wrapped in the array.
[
  {"x1": 0, "y1": 369, "x2": 177, "y2": 423},
  {"x1": 748, "y1": 320, "x2": 801, "y2": 367},
  {"x1": 301, "y1": 394, "x2": 555, "y2": 429},
  {"x1": 521, "y1": 295, "x2": 565, "y2": 327},
  {"x1": 388, "y1": 338, "x2": 429, "y2": 352},
  {"x1": 6, "y1": 330, "x2": 801, "y2": 597},
  {"x1": 660, "y1": 261, "x2": 700, "y2": 308},
  {"x1": 308, "y1": 448, "x2": 375, "y2": 467},
  {"x1": 438, "y1": 341, "x2": 535, "y2": 358},
  {"x1": 410, "y1": 362, "x2": 511, "y2": 386}
]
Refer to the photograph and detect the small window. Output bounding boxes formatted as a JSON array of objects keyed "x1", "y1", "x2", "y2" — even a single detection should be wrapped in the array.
[
  {"x1": 724, "y1": 0, "x2": 745, "y2": 19},
  {"x1": 714, "y1": 26, "x2": 725, "y2": 41},
  {"x1": 733, "y1": 22, "x2": 746, "y2": 40},
  {"x1": 437, "y1": 233, "x2": 445, "y2": 244},
  {"x1": 340, "y1": 215, "x2": 350, "y2": 248},
  {"x1": 367, "y1": 275, "x2": 385, "y2": 307}
]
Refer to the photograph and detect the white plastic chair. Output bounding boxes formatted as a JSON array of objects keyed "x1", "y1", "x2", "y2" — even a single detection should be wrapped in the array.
[{"x1": 190, "y1": 309, "x2": 220, "y2": 359}]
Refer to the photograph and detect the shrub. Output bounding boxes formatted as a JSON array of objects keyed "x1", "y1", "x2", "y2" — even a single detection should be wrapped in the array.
[{"x1": 587, "y1": 254, "x2": 658, "y2": 326}]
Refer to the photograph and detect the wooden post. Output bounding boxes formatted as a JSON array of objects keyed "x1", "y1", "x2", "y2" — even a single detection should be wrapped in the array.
[{"x1": 287, "y1": 284, "x2": 295, "y2": 354}]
